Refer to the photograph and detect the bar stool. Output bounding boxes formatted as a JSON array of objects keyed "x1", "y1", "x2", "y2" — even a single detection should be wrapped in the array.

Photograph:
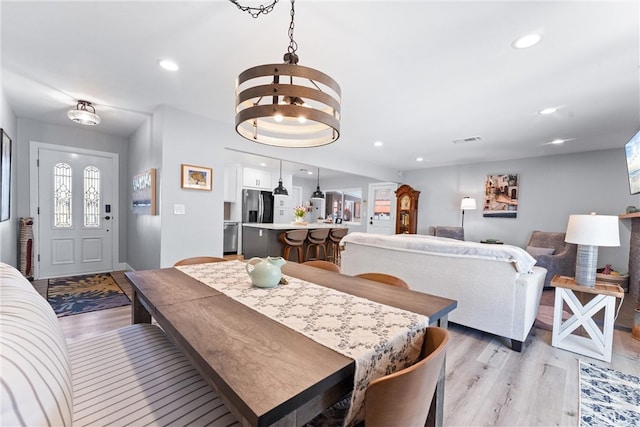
[
  {"x1": 305, "y1": 228, "x2": 330, "y2": 261},
  {"x1": 279, "y1": 229, "x2": 308, "y2": 263},
  {"x1": 327, "y1": 228, "x2": 348, "y2": 265}
]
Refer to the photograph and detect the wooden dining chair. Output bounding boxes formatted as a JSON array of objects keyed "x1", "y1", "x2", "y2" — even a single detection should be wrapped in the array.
[
  {"x1": 364, "y1": 326, "x2": 449, "y2": 426},
  {"x1": 303, "y1": 260, "x2": 341, "y2": 273},
  {"x1": 354, "y1": 272, "x2": 410, "y2": 289},
  {"x1": 307, "y1": 327, "x2": 449, "y2": 426},
  {"x1": 173, "y1": 256, "x2": 227, "y2": 266}
]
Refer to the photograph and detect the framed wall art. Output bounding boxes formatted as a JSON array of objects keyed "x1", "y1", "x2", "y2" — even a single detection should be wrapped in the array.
[
  {"x1": 0, "y1": 128, "x2": 12, "y2": 222},
  {"x1": 132, "y1": 168, "x2": 157, "y2": 215},
  {"x1": 483, "y1": 173, "x2": 519, "y2": 218},
  {"x1": 181, "y1": 164, "x2": 212, "y2": 191}
]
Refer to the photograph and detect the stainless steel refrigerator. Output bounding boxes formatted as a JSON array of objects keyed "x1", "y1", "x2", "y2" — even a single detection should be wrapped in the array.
[{"x1": 242, "y1": 189, "x2": 274, "y2": 223}]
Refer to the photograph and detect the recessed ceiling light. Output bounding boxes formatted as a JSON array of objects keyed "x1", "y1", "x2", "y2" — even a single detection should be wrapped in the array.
[
  {"x1": 416, "y1": 157, "x2": 424, "y2": 162},
  {"x1": 550, "y1": 139, "x2": 565, "y2": 145},
  {"x1": 512, "y1": 33, "x2": 541, "y2": 49},
  {"x1": 158, "y1": 59, "x2": 179, "y2": 71},
  {"x1": 374, "y1": 141, "x2": 383, "y2": 147},
  {"x1": 539, "y1": 107, "x2": 558, "y2": 115},
  {"x1": 307, "y1": 171, "x2": 313, "y2": 175},
  {"x1": 260, "y1": 162, "x2": 266, "y2": 167}
]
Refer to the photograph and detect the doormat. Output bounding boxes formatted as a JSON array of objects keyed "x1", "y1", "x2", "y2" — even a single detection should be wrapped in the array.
[
  {"x1": 47, "y1": 272, "x2": 130, "y2": 317},
  {"x1": 579, "y1": 360, "x2": 640, "y2": 427}
]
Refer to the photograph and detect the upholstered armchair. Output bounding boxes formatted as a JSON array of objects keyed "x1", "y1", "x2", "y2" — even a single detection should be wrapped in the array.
[
  {"x1": 428, "y1": 226, "x2": 465, "y2": 241},
  {"x1": 526, "y1": 231, "x2": 577, "y2": 288}
]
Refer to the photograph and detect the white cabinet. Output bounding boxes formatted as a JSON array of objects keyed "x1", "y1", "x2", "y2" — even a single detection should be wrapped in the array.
[
  {"x1": 224, "y1": 166, "x2": 238, "y2": 202},
  {"x1": 242, "y1": 167, "x2": 272, "y2": 190},
  {"x1": 273, "y1": 194, "x2": 293, "y2": 224}
]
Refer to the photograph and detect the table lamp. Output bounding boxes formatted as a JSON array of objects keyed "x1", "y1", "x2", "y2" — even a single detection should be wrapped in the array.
[
  {"x1": 460, "y1": 197, "x2": 476, "y2": 227},
  {"x1": 564, "y1": 213, "x2": 620, "y2": 286}
]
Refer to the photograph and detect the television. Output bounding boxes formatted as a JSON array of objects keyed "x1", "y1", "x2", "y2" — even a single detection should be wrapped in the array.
[{"x1": 625, "y1": 129, "x2": 640, "y2": 195}]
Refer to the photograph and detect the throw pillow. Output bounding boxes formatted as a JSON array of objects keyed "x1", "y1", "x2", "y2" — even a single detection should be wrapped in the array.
[{"x1": 526, "y1": 246, "x2": 555, "y2": 257}]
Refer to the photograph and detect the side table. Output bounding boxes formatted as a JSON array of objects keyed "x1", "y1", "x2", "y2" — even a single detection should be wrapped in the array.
[{"x1": 550, "y1": 275, "x2": 624, "y2": 362}]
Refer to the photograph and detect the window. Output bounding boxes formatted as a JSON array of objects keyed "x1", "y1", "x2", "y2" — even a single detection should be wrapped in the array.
[
  {"x1": 84, "y1": 166, "x2": 100, "y2": 227},
  {"x1": 373, "y1": 189, "x2": 392, "y2": 220},
  {"x1": 325, "y1": 188, "x2": 362, "y2": 223},
  {"x1": 54, "y1": 162, "x2": 72, "y2": 227}
]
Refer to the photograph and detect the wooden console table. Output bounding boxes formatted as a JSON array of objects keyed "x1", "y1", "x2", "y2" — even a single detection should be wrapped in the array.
[{"x1": 550, "y1": 275, "x2": 624, "y2": 362}]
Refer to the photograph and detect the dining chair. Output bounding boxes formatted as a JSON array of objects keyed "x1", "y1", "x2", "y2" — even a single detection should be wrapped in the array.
[
  {"x1": 303, "y1": 260, "x2": 341, "y2": 273},
  {"x1": 307, "y1": 326, "x2": 449, "y2": 427},
  {"x1": 354, "y1": 272, "x2": 410, "y2": 289},
  {"x1": 173, "y1": 256, "x2": 227, "y2": 266},
  {"x1": 364, "y1": 326, "x2": 449, "y2": 426}
]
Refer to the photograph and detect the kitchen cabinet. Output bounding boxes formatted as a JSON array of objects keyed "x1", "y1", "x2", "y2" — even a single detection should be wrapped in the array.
[
  {"x1": 242, "y1": 167, "x2": 272, "y2": 190},
  {"x1": 224, "y1": 166, "x2": 238, "y2": 202}
]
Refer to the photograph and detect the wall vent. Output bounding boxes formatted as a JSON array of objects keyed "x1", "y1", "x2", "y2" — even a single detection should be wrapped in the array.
[{"x1": 452, "y1": 136, "x2": 482, "y2": 144}]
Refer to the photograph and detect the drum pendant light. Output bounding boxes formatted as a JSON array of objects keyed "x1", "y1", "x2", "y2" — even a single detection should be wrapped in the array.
[{"x1": 232, "y1": 0, "x2": 341, "y2": 147}]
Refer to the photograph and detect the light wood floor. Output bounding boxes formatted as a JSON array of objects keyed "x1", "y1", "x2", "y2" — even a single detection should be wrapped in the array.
[{"x1": 32, "y1": 271, "x2": 640, "y2": 427}]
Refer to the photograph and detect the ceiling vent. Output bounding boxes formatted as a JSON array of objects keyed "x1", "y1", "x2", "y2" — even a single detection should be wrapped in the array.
[{"x1": 452, "y1": 136, "x2": 482, "y2": 144}]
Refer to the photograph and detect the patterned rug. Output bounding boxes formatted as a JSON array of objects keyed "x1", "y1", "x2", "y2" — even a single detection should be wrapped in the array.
[
  {"x1": 47, "y1": 273, "x2": 130, "y2": 317},
  {"x1": 579, "y1": 360, "x2": 640, "y2": 427}
]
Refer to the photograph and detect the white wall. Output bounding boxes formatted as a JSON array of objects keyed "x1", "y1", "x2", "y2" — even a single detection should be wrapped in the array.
[
  {"x1": 159, "y1": 107, "x2": 227, "y2": 267},
  {"x1": 403, "y1": 148, "x2": 638, "y2": 272},
  {"x1": 126, "y1": 115, "x2": 161, "y2": 271},
  {"x1": 0, "y1": 88, "x2": 17, "y2": 265}
]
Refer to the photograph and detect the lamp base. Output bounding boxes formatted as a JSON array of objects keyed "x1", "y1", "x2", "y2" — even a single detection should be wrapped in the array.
[{"x1": 575, "y1": 244, "x2": 597, "y2": 287}]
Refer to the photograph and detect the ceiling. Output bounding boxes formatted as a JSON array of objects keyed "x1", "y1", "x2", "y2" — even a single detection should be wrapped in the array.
[{"x1": 2, "y1": 1, "x2": 639, "y2": 177}]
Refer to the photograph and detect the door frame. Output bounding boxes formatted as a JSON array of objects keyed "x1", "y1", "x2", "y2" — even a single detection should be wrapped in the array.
[{"x1": 29, "y1": 141, "x2": 120, "y2": 279}]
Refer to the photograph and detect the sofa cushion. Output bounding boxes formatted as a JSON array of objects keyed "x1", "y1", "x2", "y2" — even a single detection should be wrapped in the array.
[
  {"x1": 526, "y1": 246, "x2": 555, "y2": 257},
  {"x1": 69, "y1": 323, "x2": 239, "y2": 427},
  {"x1": 1, "y1": 262, "x2": 73, "y2": 427}
]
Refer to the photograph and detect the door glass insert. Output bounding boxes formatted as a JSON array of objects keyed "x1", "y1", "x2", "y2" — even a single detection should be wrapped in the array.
[
  {"x1": 373, "y1": 189, "x2": 391, "y2": 220},
  {"x1": 54, "y1": 162, "x2": 72, "y2": 227},
  {"x1": 84, "y1": 166, "x2": 100, "y2": 227}
]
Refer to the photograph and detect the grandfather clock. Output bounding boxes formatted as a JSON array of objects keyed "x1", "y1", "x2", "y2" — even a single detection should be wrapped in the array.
[{"x1": 395, "y1": 184, "x2": 420, "y2": 234}]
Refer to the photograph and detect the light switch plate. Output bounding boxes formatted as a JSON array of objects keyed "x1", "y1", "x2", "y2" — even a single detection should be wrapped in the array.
[{"x1": 174, "y1": 204, "x2": 186, "y2": 215}]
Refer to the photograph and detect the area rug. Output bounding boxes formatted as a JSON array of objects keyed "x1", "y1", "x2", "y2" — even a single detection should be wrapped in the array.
[
  {"x1": 579, "y1": 360, "x2": 640, "y2": 427},
  {"x1": 47, "y1": 273, "x2": 130, "y2": 317}
]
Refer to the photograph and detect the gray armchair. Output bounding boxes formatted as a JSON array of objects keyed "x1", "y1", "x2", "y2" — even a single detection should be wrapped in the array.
[
  {"x1": 526, "y1": 231, "x2": 577, "y2": 288},
  {"x1": 428, "y1": 226, "x2": 465, "y2": 241}
]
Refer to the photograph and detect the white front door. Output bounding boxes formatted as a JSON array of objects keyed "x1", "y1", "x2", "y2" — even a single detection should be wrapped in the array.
[
  {"x1": 37, "y1": 148, "x2": 115, "y2": 279},
  {"x1": 367, "y1": 182, "x2": 398, "y2": 235}
]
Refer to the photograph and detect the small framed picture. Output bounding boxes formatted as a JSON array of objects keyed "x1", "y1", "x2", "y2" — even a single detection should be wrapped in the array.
[{"x1": 181, "y1": 164, "x2": 212, "y2": 191}]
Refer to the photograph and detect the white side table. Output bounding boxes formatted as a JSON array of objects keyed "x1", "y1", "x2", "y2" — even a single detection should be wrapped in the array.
[{"x1": 550, "y1": 275, "x2": 624, "y2": 362}]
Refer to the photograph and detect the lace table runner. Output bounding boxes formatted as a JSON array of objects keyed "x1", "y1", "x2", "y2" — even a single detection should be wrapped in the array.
[{"x1": 176, "y1": 260, "x2": 429, "y2": 426}]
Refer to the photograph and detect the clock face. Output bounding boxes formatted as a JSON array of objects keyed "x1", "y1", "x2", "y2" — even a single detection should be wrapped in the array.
[{"x1": 400, "y1": 195, "x2": 411, "y2": 210}]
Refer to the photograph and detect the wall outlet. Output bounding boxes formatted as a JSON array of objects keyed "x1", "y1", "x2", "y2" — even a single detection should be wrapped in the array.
[{"x1": 174, "y1": 204, "x2": 186, "y2": 215}]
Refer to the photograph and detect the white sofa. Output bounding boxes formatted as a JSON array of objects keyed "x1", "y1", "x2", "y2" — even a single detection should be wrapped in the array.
[
  {"x1": 0, "y1": 262, "x2": 239, "y2": 426},
  {"x1": 340, "y1": 233, "x2": 547, "y2": 351}
]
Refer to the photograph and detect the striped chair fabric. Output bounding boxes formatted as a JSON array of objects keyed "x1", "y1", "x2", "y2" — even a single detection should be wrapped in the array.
[
  {"x1": 69, "y1": 324, "x2": 239, "y2": 426},
  {"x1": 1, "y1": 262, "x2": 73, "y2": 426},
  {"x1": 0, "y1": 262, "x2": 239, "y2": 427}
]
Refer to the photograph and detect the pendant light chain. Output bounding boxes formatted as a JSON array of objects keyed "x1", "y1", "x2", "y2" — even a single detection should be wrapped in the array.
[
  {"x1": 285, "y1": 0, "x2": 298, "y2": 64},
  {"x1": 228, "y1": 0, "x2": 279, "y2": 18}
]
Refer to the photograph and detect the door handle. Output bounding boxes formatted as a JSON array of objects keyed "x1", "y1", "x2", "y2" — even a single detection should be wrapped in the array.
[{"x1": 104, "y1": 216, "x2": 111, "y2": 220}]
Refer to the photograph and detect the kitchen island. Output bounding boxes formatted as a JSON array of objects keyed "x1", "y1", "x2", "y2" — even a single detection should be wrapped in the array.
[{"x1": 243, "y1": 223, "x2": 348, "y2": 260}]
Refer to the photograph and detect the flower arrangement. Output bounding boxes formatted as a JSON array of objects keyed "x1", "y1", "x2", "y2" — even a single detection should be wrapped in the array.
[{"x1": 293, "y1": 205, "x2": 310, "y2": 218}]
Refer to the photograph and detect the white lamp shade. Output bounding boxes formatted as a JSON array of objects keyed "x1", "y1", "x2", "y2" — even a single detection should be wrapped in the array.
[
  {"x1": 565, "y1": 214, "x2": 620, "y2": 247},
  {"x1": 460, "y1": 197, "x2": 477, "y2": 210}
]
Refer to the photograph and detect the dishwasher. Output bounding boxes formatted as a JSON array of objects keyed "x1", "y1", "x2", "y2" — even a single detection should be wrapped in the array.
[{"x1": 223, "y1": 222, "x2": 239, "y2": 254}]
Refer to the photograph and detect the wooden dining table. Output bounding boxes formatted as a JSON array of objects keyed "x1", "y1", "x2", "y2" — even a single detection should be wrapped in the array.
[{"x1": 125, "y1": 261, "x2": 457, "y2": 427}]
